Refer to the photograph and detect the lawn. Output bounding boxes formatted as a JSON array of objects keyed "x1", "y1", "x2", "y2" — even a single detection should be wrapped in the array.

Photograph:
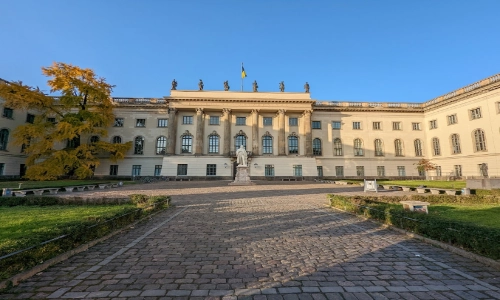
[
  {"x1": 0, "y1": 205, "x2": 135, "y2": 256},
  {"x1": 0, "y1": 179, "x2": 133, "y2": 190},
  {"x1": 346, "y1": 180, "x2": 466, "y2": 189},
  {"x1": 428, "y1": 204, "x2": 500, "y2": 229}
]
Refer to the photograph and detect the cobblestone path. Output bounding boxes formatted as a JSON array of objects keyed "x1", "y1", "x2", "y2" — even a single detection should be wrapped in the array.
[{"x1": 1, "y1": 182, "x2": 499, "y2": 299}]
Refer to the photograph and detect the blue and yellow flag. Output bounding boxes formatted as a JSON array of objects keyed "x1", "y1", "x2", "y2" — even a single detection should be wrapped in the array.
[{"x1": 241, "y1": 65, "x2": 247, "y2": 78}]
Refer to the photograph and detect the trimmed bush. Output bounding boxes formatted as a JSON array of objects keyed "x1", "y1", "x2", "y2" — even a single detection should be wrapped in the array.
[{"x1": 329, "y1": 195, "x2": 500, "y2": 260}]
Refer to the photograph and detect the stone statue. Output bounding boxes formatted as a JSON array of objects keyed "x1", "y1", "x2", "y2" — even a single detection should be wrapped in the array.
[
  {"x1": 236, "y1": 145, "x2": 247, "y2": 166},
  {"x1": 480, "y1": 163, "x2": 488, "y2": 176},
  {"x1": 224, "y1": 80, "x2": 230, "y2": 91},
  {"x1": 304, "y1": 82, "x2": 310, "y2": 93},
  {"x1": 171, "y1": 79, "x2": 177, "y2": 90},
  {"x1": 279, "y1": 81, "x2": 285, "y2": 92},
  {"x1": 198, "y1": 79, "x2": 204, "y2": 91},
  {"x1": 253, "y1": 80, "x2": 258, "y2": 92}
]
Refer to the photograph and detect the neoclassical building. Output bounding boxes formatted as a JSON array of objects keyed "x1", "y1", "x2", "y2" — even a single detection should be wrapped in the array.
[{"x1": 1, "y1": 73, "x2": 499, "y2": 180}]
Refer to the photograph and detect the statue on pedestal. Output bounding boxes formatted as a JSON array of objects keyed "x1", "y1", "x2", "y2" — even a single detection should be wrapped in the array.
[
  {"x1": 236, "y1": 145, "x2": 248, "y2": 166},
  {"x1": 171, "y1": 79, "x2": 177, "y2": 90},
  {"x1": 279, "y1": 81, "x2": 285, "y2": 92},
  {"x1": 224, "y1": 80, "x2": 230, "y2": 91},
  {"x1": 304, "y1": 82, "x2": 310, "y2": 93},
  {"x1": 198, "y1": 79, "x2": 204, "y2": 91},
  {"x1": 253, "y1": 80, "x2": 258, "y2": 92}
]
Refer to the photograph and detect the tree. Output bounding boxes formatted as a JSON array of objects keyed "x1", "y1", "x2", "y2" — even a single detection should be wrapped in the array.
[
  {"x1": 0, "y1": 62, "x2": 132, "y2": 180},
  {"x1": 414, "y1": 158, "x2": 436, "y2": 177}
]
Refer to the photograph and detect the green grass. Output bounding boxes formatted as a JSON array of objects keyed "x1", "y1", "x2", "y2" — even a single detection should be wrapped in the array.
[
  {"x1": 0, "y1": 180, "x2": 133, "y2": 190},
  {"x1": 428, "y1": 204, "x2": 500, "y2": 229},
  {"x1": 0, "y1": 205, "x2": 135, "y2": 256}
]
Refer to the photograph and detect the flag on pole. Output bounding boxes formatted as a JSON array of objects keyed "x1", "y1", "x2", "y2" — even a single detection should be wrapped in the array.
[{"x1": 241, "y1": 65, "x2": 247, "y2": 78}]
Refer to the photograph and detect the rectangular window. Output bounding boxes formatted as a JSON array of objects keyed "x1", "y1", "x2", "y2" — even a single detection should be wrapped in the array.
[
  {"x1": 412, "y1": 122, "x2": 421, "y2": 130},
  {"x1": 317, "y1": 166, "x2": 323, "y2": 177},
  {"x1": 447, "y1": 114, "x2": 457, "y2": 125},
  {"x1": 157, "y1": 119, "x2": 168, "y2": 127},
  {"x1": 293, "y1": 165, "x2": 302, "y2": 176},
  {"x1": 435, "y1": 166, "x2": 442, "y2": 177},
  {"x1": 470, "y1": 107, "x2": 482, "y2": 120},
  {"x1": 392, "y1": 122, "x2": 401, "y2": 130},
  {"x1": 356, "y1": 166, "x2": 364, "y2": 177},
  {"x1": 429, "y1": 120, "x2": 437, "y2": 129},
  {"x1": 335, "y1": 166, "x2": 344, "y2": 177},
  {"x1": 332, "y1": 121, "x2": 341, "y2": 130},
  {"x1": 132, "y1": 165, "x2": 141, "y2": 176},
  {"x1": 312, "y1": 121, "x2": 321, "y2": 129},
  {"x1": 377, "y1": 166, "x2": 385, "y2": 177},
  {"x1": 263, "y1": 117, "x2": 273, "y2": 126},
  {"x1": 353, "y1": 122, "x2": 361, "y2": 130},
  {"x1": 47, "y1": 117, "x2": 56, "y2": 124},
  {"x1": 206, "y1": 164, "x2": 217, "y2": 176},
  {"x1": 209, "y1": 116, "x2": 220, "y2": 125},
  {"x1": 2, "y1": 108, "x2": 13, "y2": 119},
  {"x1": 177, "y1": 164, "x2": 188, "y2": 176},
  {"x1": 372, "y1": 122, "x2": 381, "y2": 130},
  {"x1": 265, "y1": 164, "x2": 275, "y2": 176},
  {"x1": 0, "y1": 163, "x2": 4, "y2": 175},
  {"x1": 26, "y1": 114, "x2": 35, "y2": 124},
  {"x1": 182, "y1": 116, "x2": 193, "y2": 124},
  {"x1": 109, "y1": 165, "x2": 118, "y2": 176},
  {"x1": 289, "y1": 118, "x2": 298, "y2": 126},
  {"x1": 454, "y1": 165, "x2": 462, "y2": 177},
  {"x1": 114, "y1": 118, "x2": 124, "y2": 127},
  {"x1": 154, "y1": 165, "x2": 162, "y2": 176},
  {"x1": 136, "y1": 119, "x2": 146, "y2": 127},
  {"x1": 236, "y1": 117, "x2": 246, "y2": 125},
  {"x1": 397, "y1": 166, "x2": 406, "y2": 177}
]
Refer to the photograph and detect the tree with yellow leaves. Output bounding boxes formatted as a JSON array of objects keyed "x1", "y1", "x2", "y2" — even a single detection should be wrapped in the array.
[{"x1": 0, "y1": 62, "x2": 132, "y2": 180}]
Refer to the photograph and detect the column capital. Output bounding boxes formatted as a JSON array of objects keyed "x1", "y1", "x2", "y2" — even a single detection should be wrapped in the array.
[
  {"x1": 278, "y1": 109, "x2": 286, "y2": 115},
  {"x1": 168, "y1": 108, "x2": 177, "y2": 114},
  {"x1": 302, "y1": 110, "x2": 313, "y2": 117},
  {"x1": 251, "y1": 109, "x2": 260, "y2": 114},
  {"x1": 222, "y1": 108, "x2": 232, "y2": 115},
  {"x1": 196, "y1": 108, "x2": 204, "y2": 114}
]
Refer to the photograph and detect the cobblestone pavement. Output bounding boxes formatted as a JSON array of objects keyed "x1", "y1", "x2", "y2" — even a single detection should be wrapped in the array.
[{"x1": 1, "y1": 181, "x2": 499, "y2": 300}]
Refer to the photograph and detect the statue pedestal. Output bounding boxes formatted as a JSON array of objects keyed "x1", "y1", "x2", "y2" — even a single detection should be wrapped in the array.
[{"x1": 229, "y1": 166, "x2": 255, "y2": 186}]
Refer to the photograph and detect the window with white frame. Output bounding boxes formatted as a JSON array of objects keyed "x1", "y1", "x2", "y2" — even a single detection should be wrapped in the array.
[
  {"x1": 206, "y1": 164, "x2": 217, "y2": 176},
  {"x1": 372, "y1": 122, "x2": 381, "y2": 130},
  {"x1": 154, "y1": 165, "x2": 162, "y2": 176},
  {"x1": 317, "y1": 166, "x2": 323, "y2": 177},
  {"x1": 183, "y1": 116, "x2": 193, "y2": 124},
  {"x1": 331, "y1": 121, "x2": 341, "y2": 130},
  {"x1": 335, "y1": 166, "x2": 344, "y2": 177},
  {"x1": 289, "y1": 117, "x2": 298, "y2": 126},
  {"x1": 447, "y1": 114, "x2": 457, "y2": 125},
  {"x1": 353, "y1": 122, "x2": 361, "y2": 130},
  {"x1": 177, "y1": 164, "x2": 188, "y2": 176},
  {"x1": 312, "y1": 138, "x2": 322, "y2": 155},
  {"x1": 265, "y1": 164, "x2": 275, "y2": 176},
  {"x1": 356, "y1": 166, "x2": 364, "y2": 177},
  {"x1": 236, "y1": 117, "x2": 246, "y2": 125},
  {"x1": 429, "y1": 120, "x2": 437, "y2": 129},
  {"x1": 470, "y1": 107, "x2": 482, "y2": 120},
  {"x1": 157, "y1": 119, "x2": 168, "y2": 127},
  {"x1": 394, "y1": 139, "x2": 404, "y2": 156},
  {"x1": 134, "y1": 136, "x2": 144, "y2": 154},
  {"x1": 374, "y1": 139, "x2": 383, "y2": 156},
  {"x1": 235, "y1": 133, "x2": 247, "y2": 150},
  {"x1": 293, "y1": 165, "x2": 302, "y2": 176},
  {"x1": 112, "y1": 136, "x2": 122, "y2": 144},
  {"x1": 333, "y1": 138, "x2": 343, "y2": 156},
  {"x1": 312, "y1": 121, "x2": 321, "y2": 129},
  {"x1": 263, "y1": 117, "x2": 273, "y2": 126},
  {"x1": 208, "y1": 133, "x2": 219, "y2": 154},
  {"x1": 412, "y1": 123, "x2": 421, "y2": 130},
  {"x1": 414, "y1": 139, "x2": 423, "y2": 156},
  {"x1": 435, "y1": 166, "x2": 442, "y2": 177},
  {"x1": 209, "y1": 116, "x2": 220, "y2": 125},
  {"x1": 181, "y1": 134, "x2": 193, "y2": 153},
  {"x1": 132, "y1": 165, "x2": 141, "y2": 176},
  {"x1": 288, "y1": 135, "x2": 298, "y2": 154},
  {"x1": 262, "y1": 134, "x2": 273, "y2": 154},
  {"x1": 397, "y1": 166, "x2": 406, "y2": 177},
  {"x1": 454, "y1": 165, "x2": 462, "y2": 177},
  {"x1": 451, "y1": 134, "x2": 461, "y2": 154},
  {"x1": 392, "y1": 122, "x2": 401, "y2": 130},
  {"x1": 156, "y1": 136, "x2": 167, "y2": 155},
  {"x1": 473, "y1": 129, "x2": 487, "y2": 151},
  {"x1": 354, "y1": 138, "x2": 363, "y2": 156},
  {"x1": 377, "y1": 166, "x2": 385, "y2": 177},
  {"x1": 136, "y1": 119, "x2": 146, "y2": 127},
  {"x1": 432, "y1": 137, "x2": 441, "y2": 156},
  {"x1": 114, "y1": 118, "x2": 124, "y2": 127}
]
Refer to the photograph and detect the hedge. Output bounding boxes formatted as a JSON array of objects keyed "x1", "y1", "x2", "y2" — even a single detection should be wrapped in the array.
[
  {"x1": 0, "y1": 196, "x2": 134, "y2": 207},
  {"x1": 0, "y1": 194, "x2": 170, "y2": 282},
  {"x1": 328, "y1": 195, "x2": 500, "y2": 260}
]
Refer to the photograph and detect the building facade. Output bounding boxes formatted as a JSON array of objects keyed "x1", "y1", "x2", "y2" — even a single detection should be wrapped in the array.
[{"x1": 1, "y1": 74, "x2": 500, "y2": 180}]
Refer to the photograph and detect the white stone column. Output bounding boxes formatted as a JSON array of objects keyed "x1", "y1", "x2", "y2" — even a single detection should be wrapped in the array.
[
  {"x1": 222, "y1": 109, "x2": 231, "y2": 156},
  {"x1": 251, "y1": 109, "x2": 259, "y2": 155},
  {"x1": 195, "y1": 108, "x2": 204, "y2": 155},
  {"x1": 278, "y1": 109, "x2": 286, "y2": 155},
  {"x1": 166, "y1": 108, "x2": 177, "y2": 155},
  {"x1": 304, "y1": 110, "x2": 312, "y2": 157}
]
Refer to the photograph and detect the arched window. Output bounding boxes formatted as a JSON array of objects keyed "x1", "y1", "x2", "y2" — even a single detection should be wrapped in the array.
[
  {"x1": 394, "y1": 139, "x2": 404, "y2": 156},
  {"x1": 134, "y1": 136, "x2": 144, "y2": 154},
  {"x1": 333, "y1": 138, "x2": 342, "y2": 156},
  {"x1": 354, "y1": 138, "x2": 363, "y2": 156},
  {"x1": 0, "y1": 129, "x2": 9, "y2": 151},
  {"x1": 66, "y1": 136, "x2": 80, "y2": 149},
  {"x1": 234, "y1": 130, "x2": 247, "y2": 151},
  {"x1": 312, "y1": 138, "x2": 322, "y2": 155},
  {"x1": 112, "y1": 136, "x2": 122, "y2": 144},
  {"x1": 181, "y1": 134, "x2": 192, "y2": 153},
  {"x1": 450, "y1": 134, "x2": 461, "y2": 154},
  {"x1": 374, "y1": 139, "x2": 383, "y2": 156},
  {"x1": 208, "y1": 131, "x2": 219, "y2": 154},
  {"x1": 473, "y1": 129, "x2": 487, "y2": 151},
  {"x1": 414, "y1": 139, "x2": 423, "y2": 156},
  {"x1": 432, "y1": 137, "x2": 440, "y2": 156},
  {"x1": 156, "y1": 136, "x2": 167, "y2": 155},
  {"x1": 90, "y1": 136, "x2": 99, "y2": 144},
  {"x1": 288, "y1": 134, "x2": 298, "y2": 154},
  {"x1": 262, "y1": 132, "x2": 273, "y2": 154}
]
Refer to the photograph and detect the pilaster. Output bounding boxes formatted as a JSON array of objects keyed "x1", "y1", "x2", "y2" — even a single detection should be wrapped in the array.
[
  {"x1": 278, "y1": 109, "x2": 286, "y2": 155},
  {"x1": 303, "y1": 110, "x2": 312, "y2": 157},
  {"x1": 195, "y1": 108, "x2": 204, "y2": 155},
  {"x1": 166, "y1": 108, "x2": 177, "y2": 155},
  {"x1": 222, "y1": 109, "x2": 231, "y2": 156},
  {"x1": 251, "y1": 109, "x2": 259, "y2": 155}
]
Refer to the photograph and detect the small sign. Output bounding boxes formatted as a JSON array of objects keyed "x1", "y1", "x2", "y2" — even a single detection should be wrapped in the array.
[
  {"x1": 2, "y1": 188, "x2": 12, "y2": 197},
  {"x1": 364, "y1": 179, "x2": 378, "y2": 193}
]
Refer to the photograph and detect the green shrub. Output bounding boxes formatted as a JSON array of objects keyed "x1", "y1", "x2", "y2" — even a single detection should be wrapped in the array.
[{"x1": 328, "y1": 195, "x2": 500, "y2": 260}]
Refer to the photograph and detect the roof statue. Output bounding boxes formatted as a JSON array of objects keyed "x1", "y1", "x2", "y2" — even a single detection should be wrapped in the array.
[
  {"x1": 224, "y1": 80, "x2": 230, "y2": 91},
  {"x1": 198, "y1": 79, "x2": 204, "y2": 91},
  {"x1": 171, "y1": 79, "x2": 177, "y2": 90},
  {"x1": 304, "y1": 82, "x2": 310, "y2": 93},
  {"x1": 279, "y1": 81, "x2": 285, "y2": 92},
  {"x1": 253, "y1": 80, "x2": 258, "y2": 92}
]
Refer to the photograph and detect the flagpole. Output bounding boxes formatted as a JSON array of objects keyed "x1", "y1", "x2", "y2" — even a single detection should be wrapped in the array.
[{"x1": 241, "y1": 62, "x2": 244, "y2": 92}]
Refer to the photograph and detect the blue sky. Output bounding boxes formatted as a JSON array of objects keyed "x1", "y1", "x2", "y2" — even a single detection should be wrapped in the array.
[{"x1": 1, "y1": 0, "x2": 500, "y2": 102}]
